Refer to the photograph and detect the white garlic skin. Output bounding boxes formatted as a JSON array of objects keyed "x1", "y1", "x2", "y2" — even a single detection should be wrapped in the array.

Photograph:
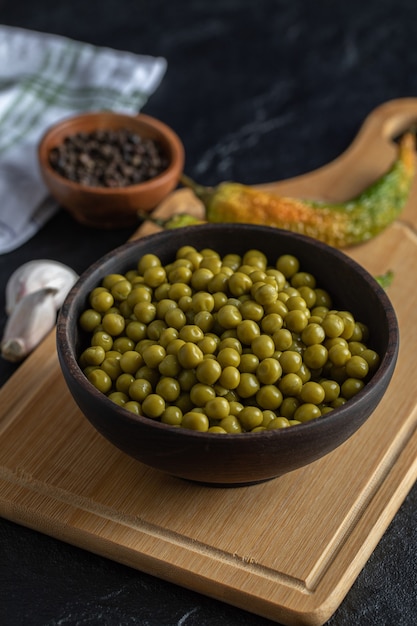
[
  {"x1": 5, "y1": 259, "x2": 78, "y2": 315},
  {"x1": 1, "y1": 287, "x2": 58, "y2": 362}
]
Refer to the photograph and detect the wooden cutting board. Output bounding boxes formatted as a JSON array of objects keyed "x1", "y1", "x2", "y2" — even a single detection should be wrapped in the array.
[{"x1": 1, "y1": 98, "x2": 417, "y2": 626}]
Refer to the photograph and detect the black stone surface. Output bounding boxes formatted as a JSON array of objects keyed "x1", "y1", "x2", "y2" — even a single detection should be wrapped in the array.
[{"x1": 0, "y1": 1, "x2": 416, "y2": 624}]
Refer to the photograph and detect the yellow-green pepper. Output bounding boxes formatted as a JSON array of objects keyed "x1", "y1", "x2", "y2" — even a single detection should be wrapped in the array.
[{"x1": 178, "y1": 132, "x2": 415, "y2": 248}]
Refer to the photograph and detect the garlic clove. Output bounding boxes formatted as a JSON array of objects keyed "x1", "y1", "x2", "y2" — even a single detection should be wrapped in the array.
[
  {"x1": 1, "y1": 287, "x2": 58, "y2": 362},
  {"x1": 5, "y1": 259, "x2": 78, "y2": 314}
]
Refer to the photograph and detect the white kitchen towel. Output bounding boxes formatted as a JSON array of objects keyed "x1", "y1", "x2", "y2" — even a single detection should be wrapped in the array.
[{"x1": 0, "y1": 25, "x2": 167, "y2": 254}]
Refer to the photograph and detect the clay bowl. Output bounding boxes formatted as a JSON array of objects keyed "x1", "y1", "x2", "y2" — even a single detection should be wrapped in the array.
[
  {"x1": 38, "y1": 111, "x2": 184, "y2": 228},
  {"x1": 56, "y1": 224, "x2": 399, "y2": 486}
]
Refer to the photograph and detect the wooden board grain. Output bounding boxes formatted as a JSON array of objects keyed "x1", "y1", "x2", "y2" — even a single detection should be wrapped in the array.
[{"x1": 1, "y1": 99, "x2": 417, "y2": 626}]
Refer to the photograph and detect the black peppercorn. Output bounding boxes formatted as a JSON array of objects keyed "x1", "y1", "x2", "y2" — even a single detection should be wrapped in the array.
[{"x1": 48, "y1": 128, "x2": 170, "y2": 188}]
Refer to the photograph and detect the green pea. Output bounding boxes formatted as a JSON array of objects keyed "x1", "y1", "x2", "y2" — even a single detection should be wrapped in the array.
[
  {"x1": 219, "y1": 415, "x2": 242, "y2": 433},
  {"x1": 146, "y1": 319, "x2": 167, "y2": 340},
  {"x1": 322, "y1": 313, "x2": 345, "y2": 338},
  {"x1": 236, "y1": 319, "x2": 260, "y2": 345},
  {"x1": 227, "y1": 271, "x2": 253, "y2": 297},
  {"x1": 205, "y1": 397, "x2": 230, "y2": 420},
  {"x1": 219, "y1": 365, "x2": 240, "y2": 389},
  {"x1": 216, "y1": 304, "x2": 242, "y2": 329},
  {"x1": 361, "y1": 349, "x2": 380, "y2": 371},
  {"x1": 297, "y1": 286, "x2": 316, "y2": 308},
  {"x1": 122, "y1": 400, "x2": 141, "y2": 415},
  {"x1": 155, "y1": 377, "x2": 181, "y2": 402},
  {"x1": 294, "y1": 403, "x2": 321, "y2": 422},
  {"x1": 161, "y1": 406, "x2": 183, "y2": 426},
  {"x1": 278, "y1": 373, "x2": 303, "y2": 396},
  {"x1": 256, "y1": 385, "x2": 283, "y2": 410},
  {"x1": 251, "y1": 334, "x2": 275, "y2": 360},
  {"x1": 108, "y1": 391, "x2": 129, "y2": 406},
  {"x1": 260, "y1": 313, "x2": 283, "y2": 334},
  {"x1": 256, "y1": 357, "x2": 282, "y2": 384},
  {"x1": 110, "y1": 279, "x2": 132, "y2": 301},
  {"x1": 279, "y1": 350, "x2": 302, "y2": 374},
  {"x1": 177, "y1": 368, "x2": 197, "y2": 392},
  {"x1": 87, "y1": 368, "x2": 112, "y2": 393},
  {"x1": 215, "y1": 347, "x2": 239, "y2": 368},
  {"x1": 91, "y1": 330, "x2": 114, "y2": 352},
  {"x1": 301, "y1": 323, "x2": 326, "y2": 346},
  {"x1": 238, "y1": 406, "x2": 264, "y2": 430},
  {"x1": 124, "y1": 321, "x2": 146, "y2": 342},
  {"x1": 207, "y1": 272, "x2": 230, "y2": 293},
  {"x1": 299, "y1": 381, "x2": 325, "y2": 404},
  {"x1": 142, "y1": 344, "x2": 166, "y2": 368},
  {"x1": 182, "y1": 411, "x2": 209, "y2": 432},
  {"x1": 196, "y1": 358, "x2": 222, "y2": 385},
  {"x1": 179, "y1": 324, "x2": 205, "y2": 343},
  {"x1": 90, "y1": 288, "x2": 114, "y2": 313},
  {"x1": 168, "y1": 265, "x2": 193, "y2": 284},
  {"x1": 280, "y1": 397, "x2": 301, "y2": 419},
  {"x1": 80, "y1": 345, "x2": 106, "y2": 367},
  {"x1": 164, "y1": 307, "x2": 187, "y2": 330},
  {"x1": 267, "y1": 417, "x2": 291, "y2": 429},
  {"x1": 264, "y1": 299, "x2": 288, "y2": 318},
  {"x1": 101, "y1": 356, "x2": 123, "y2": 380},
  {"x1": 345, "y1": 355, "x2": 369, "y2": 379},
  {"x1": 177, "y1": 342, "x2": 203, "y2": 369},
  {"x1": 303, "y1": 344, "x2": 328, "y2": 369},
  {"x1": 158, "y1": 353, "x2": 181, "y2": 377},
  {"x1": 276, "y1": 254, "x2": 300, "y2": 278},
  {"x1": 236, "y1": 372, "x2": 260, "y2": 398},
  {"x1": 189, "y1": 382, "x2": 216, "y2": 406},
  {"x1": 112, "y1": 336, "x2": 135, "y2": 353},
  {"x1": 348, "y1": 340, "x2": 367, "y2": 356},
  {"x1": 79, "y1": 308, "x2": 102, "y2": 332},
  {"x1": 272, "y1": 328, "x2": 293, "y2": 351},
  {"x1": 141, "y1": 393, "x2": 166, "y2": 418},
  {"x1": 166, "y1": 338, "x2": 186, "y2": 355},
  {"x1": 197, "y1": 334, "x2": 219, "y2": 355},
  {"x1": 291, "y1": 271, "x2": 316, "y2": 289},
  {"x1": 137, "y1": 253, "x2": 161, "y2": 274},
  {"x1": 190, "y1": 267, "x2": 214, "y2": 291},
  {"x1": 101, "y1": 273, "x2": 125, "y2": 289},
  {"x1": 116, "y1": 373, "x2": 136, "y2": 394},
  {"x1": 129, "y1": 378, "x2": 152, "y2": 402},
  {"x1": 119, "y1": 350, "x2": 143, "y2": 374},
  {"x1": 284, "y1": 309, "x2": 309, "y2": 333},
  {"x1": 341, "y1": 378, "x2": 365, "y2": 399},
  {"x1": 252, "y1": 282, "x2": 278, "y2": 306},
  {"x1": 143, "y1": 266, "x2": 166, "y2": 288},
  {"x1": 239, "y1": 353, "x2": 259, "y2": 373},
  {"x1": 321, "y1": 379, "x2": 340, "y2": 402},
  {"x1": 218, "y1": 337, "x2": 242, "y2": 353},
  {"x1": 193, "y1": 310, "x2": 215, "y2": 333}
]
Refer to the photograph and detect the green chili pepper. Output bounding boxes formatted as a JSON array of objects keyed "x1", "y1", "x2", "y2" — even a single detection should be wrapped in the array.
[{"x1": 179, "y1": 132, "x2": 415, "y2": 248}]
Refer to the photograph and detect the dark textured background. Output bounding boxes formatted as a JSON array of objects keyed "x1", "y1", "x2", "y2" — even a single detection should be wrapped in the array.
[{"x1": 1, "y1": 1, "x2": 416, "y2": 624}]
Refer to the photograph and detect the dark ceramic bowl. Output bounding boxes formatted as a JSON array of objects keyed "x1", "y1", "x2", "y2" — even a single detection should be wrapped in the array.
[
  {"x1": 56, "y1": 224, "x2": 399, "y2": 486},
  {"x1": 38, "y1": 111, "x2": 184, "y2": 228}
]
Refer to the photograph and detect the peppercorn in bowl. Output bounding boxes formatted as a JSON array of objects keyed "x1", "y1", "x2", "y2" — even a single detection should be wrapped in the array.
[
  {"x1": 56, "y1": 224, "x2": 399, "y2": 486},
  {"x1": 38, "y1": 111, "x2": 184, "y2": 228}
]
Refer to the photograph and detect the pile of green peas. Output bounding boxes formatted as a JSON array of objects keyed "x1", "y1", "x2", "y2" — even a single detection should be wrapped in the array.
[{"x1": 78, "y1": 246, "x2": 380, "y2": 434}]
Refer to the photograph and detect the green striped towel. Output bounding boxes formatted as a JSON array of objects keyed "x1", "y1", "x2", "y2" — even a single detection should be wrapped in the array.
[{"x1": 0, "y1": 25, "x2": 167, "y2": 253}]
